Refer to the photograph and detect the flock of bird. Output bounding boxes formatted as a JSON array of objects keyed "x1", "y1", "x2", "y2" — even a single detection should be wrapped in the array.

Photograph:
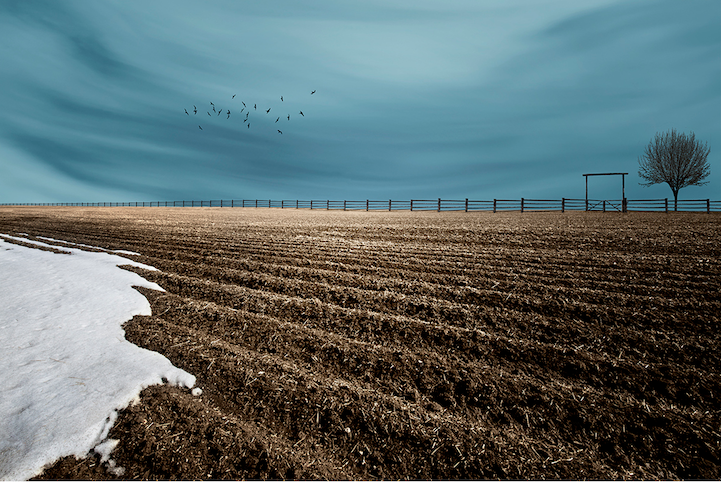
[{"x1": 186, "y1": 90, "x2": 316, "y2": 134}]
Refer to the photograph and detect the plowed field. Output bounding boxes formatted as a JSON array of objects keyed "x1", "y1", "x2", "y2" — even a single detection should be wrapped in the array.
[{"x1": 1, "y1": 207, "x2": 719, "y2": 480}]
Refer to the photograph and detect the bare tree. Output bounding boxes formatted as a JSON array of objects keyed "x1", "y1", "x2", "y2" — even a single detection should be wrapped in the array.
[{"x1": 638, "y1": 129, "x2": 710, "y2": 211}]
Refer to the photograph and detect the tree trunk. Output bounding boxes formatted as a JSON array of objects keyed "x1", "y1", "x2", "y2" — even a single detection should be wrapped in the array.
[{"x1": 673, "y1": 190, "x2": 679, "y2": 212}]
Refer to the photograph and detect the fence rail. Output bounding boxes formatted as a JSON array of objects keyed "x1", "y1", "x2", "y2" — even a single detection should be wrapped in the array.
[{"x1": 2, "y1": 198, "x2": 720, "y2": 213}]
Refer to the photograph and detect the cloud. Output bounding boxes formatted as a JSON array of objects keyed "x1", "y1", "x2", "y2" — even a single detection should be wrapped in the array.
[
  {"x1": 0, "y1": 0, "x2": 717, "y2": 202},
  {"x1": 1, "y1": 1, "x2": 134, "y2": 78}
]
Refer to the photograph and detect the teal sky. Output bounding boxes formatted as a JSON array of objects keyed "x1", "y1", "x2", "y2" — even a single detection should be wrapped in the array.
[{"x1": 0, "y1": 0, "x2": 719, "y2": 203}]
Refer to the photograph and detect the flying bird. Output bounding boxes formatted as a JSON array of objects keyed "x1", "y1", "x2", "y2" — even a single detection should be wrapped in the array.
[
  {"x1": 212, "y1": 105, "x2": 216, "y2": 112},
  {"x1": 280, "y1": 96, "x2": 283, "y2": 101},
  {"x1": 198, "y1": 125, "x2": 203, "y2": 130},
  {"x1": 254, "y1": 104, "x2": 257, "y2": 110},
  {"x1": 287, "y1": 114, "x2": 290, "y2": 120},
  {"x1": 266, "y1": 108, "x2": 271, "y2": 113},
  {"x1": 232, "y1": 94, "x2": 236, "y2": 98},
  {"x1": 311, "y1": 90, "x2": 316, "y2": 94},
  {"x1": 275, "y1": 117, "x2": 279, "y2": 123},
  {"x1": 207, "y1": 112, "x2": 211, "y2": 116},
  {"x1": 193, "y1": 105, "x2": 197, "y2": 114},
  {"x1": 227, "y1": 111, "x2": 230, "y2": 119},
  {"x1": 217, "y1": 110, "x2": 222, "y2": 116},
  {"x1": 210, "y1": 102, "x2": 214, "y2": 106},
  {"x1": 240, "y1": 107, "x2": 244, "y2": 113},
  {"x1": 278, "y1": 130, "x2": 282, "y2": 134},
  {"x1": 184, "y1": 109, "x2": 189, "y2": 115},
  {"x1": 242, "y1": 101, "x2": 246, "y2": 107},
  {"x1": 248, "y1": 123, "x2": 250, "y2": 128},
  {"x1": 299, "y1": 111, "x2": 304, "y2": 116}
]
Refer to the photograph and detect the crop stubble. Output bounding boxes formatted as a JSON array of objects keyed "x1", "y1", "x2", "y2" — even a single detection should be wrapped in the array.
[{"x1": 1, "y1": 207, "x2": 718, "y2": 479}]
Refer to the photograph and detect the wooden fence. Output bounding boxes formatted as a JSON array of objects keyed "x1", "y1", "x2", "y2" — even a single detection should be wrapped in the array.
[{"x1": 3, "y1": 198, "x2": 720, "y2": 213}]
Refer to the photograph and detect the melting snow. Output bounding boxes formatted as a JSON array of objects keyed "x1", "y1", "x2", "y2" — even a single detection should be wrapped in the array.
[
  {"x1": 35, "y1": 235, "x2": 142, "y2": 256},
  {"x1": 0, "y1": 234, "x2": 196, "y2": 480}
]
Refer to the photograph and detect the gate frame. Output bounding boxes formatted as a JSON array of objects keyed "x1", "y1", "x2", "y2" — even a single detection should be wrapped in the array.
[{"x1": 583, "y1": 172, "x2": 628, "y2": 212}]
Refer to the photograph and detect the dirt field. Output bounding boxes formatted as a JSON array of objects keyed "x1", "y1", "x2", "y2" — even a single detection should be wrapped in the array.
[{"x1": 1, "y1": 206, "x2": 719, "y2": 480}]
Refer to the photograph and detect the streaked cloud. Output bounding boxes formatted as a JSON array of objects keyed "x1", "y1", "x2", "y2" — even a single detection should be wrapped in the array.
[{"x1": 0, "y1": 0, "x2": 718, "y2": 202}]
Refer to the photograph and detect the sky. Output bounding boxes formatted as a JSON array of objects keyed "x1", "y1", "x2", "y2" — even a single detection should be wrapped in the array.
[
  {"x1": 0, "y1": 0, "x2": 718, "y2": 203},
  {"x1": 0, "y1": 234, "x2": 196, "y2": 479}
]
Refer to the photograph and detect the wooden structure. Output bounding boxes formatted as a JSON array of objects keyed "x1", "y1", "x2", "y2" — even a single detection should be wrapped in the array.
[{"x1": 583, "y1": 172, "x2": 628, "y2": 212}]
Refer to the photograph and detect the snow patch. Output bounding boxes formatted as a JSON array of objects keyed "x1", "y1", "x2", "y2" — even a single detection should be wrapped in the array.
[
  {"x1": 93, "y1": 438, "x2": 119, "y2": 463},
  {"x1": 0, "y1": 235, "x2": 195, "y2": 480}
]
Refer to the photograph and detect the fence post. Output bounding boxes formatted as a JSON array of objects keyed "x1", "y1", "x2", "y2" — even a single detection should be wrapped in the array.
[
  {"x1": 561, "y1": 198, "x2": 565, "y2": 213},
  {"x1": 603, "y1": 200, "x2": 606, "y2": 212},
  {"x1": 707, "y1": 199, "x2": 711, "y2": 214},
  {"x1": 366, "y1": 200, "x2": 369, "y2": 211},
  {"x1": 465, "y1": 198, "x2": 468, "y2": 212},
  {"x1": 389, "y1": 199, "x2": 392, "y2": 211},
  {"x1": 493, "y1": 199, "x2": 497, "y2": 213},
  {"x1": 521, "y1": 198, "x2": 524, "y2": 213},
  {"x1": 311, "y1": 200, "x2": 314, "y2": 209},
  {"x1": 438, "y1": 198, "x2": 441, "y2": 212},
  {"x1": 344, "y1": 200, "x2": 346, "y2": 211},
  {"x1": 410, "y1": 200, "x2": 414, "y2": 211},
  {"x1": 296, "y1": 200, "x2": 299, "y2": 209}
]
